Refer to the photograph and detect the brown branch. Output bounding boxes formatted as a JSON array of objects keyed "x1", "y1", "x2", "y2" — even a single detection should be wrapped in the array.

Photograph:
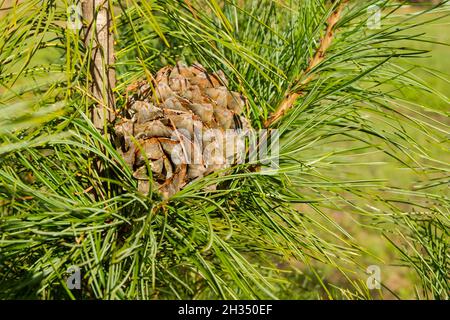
[
  {"x1": 184, "y1": 0, "x2": 198, "y2": 19},
  {"x1": 264, "y1": 1, "x2": 347, "y2": 128},
  {"x1": 82, "y1": 0, "x2": 116, "y2": 131}
]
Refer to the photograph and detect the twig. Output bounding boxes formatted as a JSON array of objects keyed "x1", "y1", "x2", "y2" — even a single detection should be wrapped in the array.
[
  {"x1": 0, "y1": 196, "x2": 34, "y2": 206},
  {"x1": 184, "y1": 0, "x2": 198, "y2": 19},
  {"x1": 82, "y1": 0, "x2": 116, "y2": 131},
  {"x1": 264, "y1": 1, "x2": 347, "y2": 128}
]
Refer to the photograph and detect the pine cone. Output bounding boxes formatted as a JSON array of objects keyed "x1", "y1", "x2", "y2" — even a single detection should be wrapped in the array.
[{"x1": 115, "y1": 62, "x2": 251, "y2": 198}]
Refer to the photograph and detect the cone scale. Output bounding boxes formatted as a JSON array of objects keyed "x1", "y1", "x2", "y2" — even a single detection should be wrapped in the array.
[{"x1": 115, "y1": 62, "x2": 250, "y2": 198}]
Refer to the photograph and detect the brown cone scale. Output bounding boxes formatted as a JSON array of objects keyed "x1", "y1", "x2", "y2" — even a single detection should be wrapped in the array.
[{"x1": 115, "y1": 62, "x2": 251, "y2": 199}]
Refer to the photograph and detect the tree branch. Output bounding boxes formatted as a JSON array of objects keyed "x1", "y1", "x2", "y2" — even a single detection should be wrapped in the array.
[
  {"x1": 82, "y1": 0, "x2": 116, "y2": 131},
  {"x1": 264, "y1": 1, "x2": 347, "y2": 128}
]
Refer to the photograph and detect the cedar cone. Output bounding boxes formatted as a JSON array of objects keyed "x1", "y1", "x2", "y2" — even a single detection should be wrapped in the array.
[{"x1": 114, "y1": 62, "x2": 251, "y2": 198}]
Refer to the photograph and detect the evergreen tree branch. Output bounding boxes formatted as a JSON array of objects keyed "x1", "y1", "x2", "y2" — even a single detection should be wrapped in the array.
[
  {"x1": 82, "y1": 0, "x2": 116, "y2": 131},
  {"x1": 0, "y1": 0, "x2": 448, "y2": 300},
  {"x1": 264, "y1": 0, "x2": 348, "y2": 128}
]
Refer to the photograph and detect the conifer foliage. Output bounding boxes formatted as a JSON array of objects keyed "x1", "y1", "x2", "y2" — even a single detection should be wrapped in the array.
[{"x1": 0, "y1": 0, "x2": 448, "y2": 299}]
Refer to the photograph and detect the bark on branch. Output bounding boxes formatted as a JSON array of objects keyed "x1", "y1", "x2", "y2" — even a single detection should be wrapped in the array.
[
  {"x1": 264, "y1": 1, "x2": 347, "y2": 128},
  {"x1": 82, "y1": 0, "x2": 115, "y2": 130}
]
